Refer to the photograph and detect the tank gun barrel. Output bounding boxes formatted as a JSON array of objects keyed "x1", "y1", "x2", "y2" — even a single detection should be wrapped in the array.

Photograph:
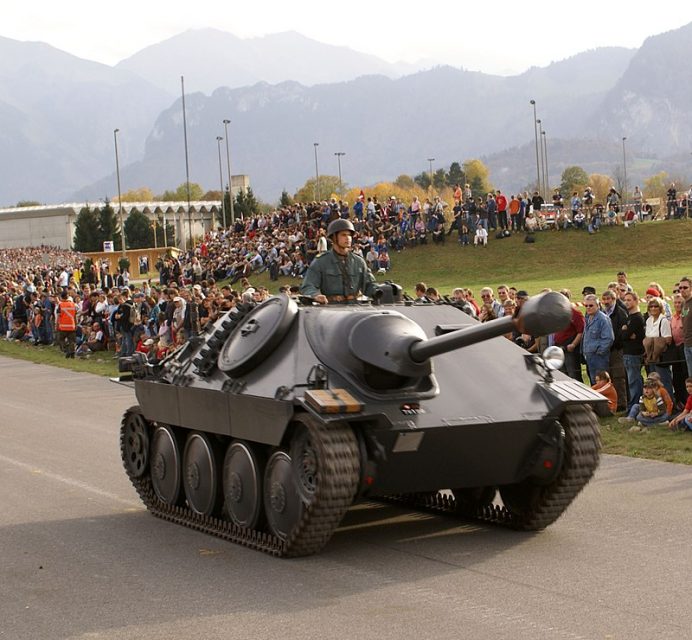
[{"x1": 409, "y1": 291, "x2": 571, "y2": 364}]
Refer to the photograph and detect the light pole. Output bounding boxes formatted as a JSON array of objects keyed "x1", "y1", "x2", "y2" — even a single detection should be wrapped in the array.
[
  {"x1": 216, "y1": 136, "x2": 226, "y2": 229},
  {"x1": 181, "y1": 76, "x2": 192, "y2": 250},
  {"x1": 113, "y1": 128, "x2": 126, "y2": 254},
  {"x1": 334, "y1": 152, "x2": 346, "y2": 194},
  {"x1": 537, "y1": 119, "x2": 546, "y2": 200},
  {"x1": 222, "y1": 119, "x2": 235, "y2": 226},
  {"x1": 427, "y1": 157, "x2": 435, "y2": 189},
  {"x1": 313, "y1": 143, "x2": 320, "y2": 201},
  {"x1": 542, "y1": 129, "x2": 549, "y2": 199},
  {"x1": 622, "y1": 136, "x2": 628, "y2": 205},
  {"x1": 530, "y1": 100, "x2": 541, "y2": 196}
]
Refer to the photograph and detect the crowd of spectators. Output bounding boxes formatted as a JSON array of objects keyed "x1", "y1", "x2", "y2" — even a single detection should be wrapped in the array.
[
  {"x1": 163, "y1": 184, "x2": 691, "y2": 285},
  {"x1": 1, "y1": 188, "x2": 690, "y2": 431}
]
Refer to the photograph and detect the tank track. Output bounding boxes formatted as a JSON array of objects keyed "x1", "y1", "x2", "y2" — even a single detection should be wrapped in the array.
[
  {"x1": 379, "y1": 405, "x2": 601, "y2": 530},
  {"x1": 119, "y1": 408, "x2": 359, "y2": 558}
]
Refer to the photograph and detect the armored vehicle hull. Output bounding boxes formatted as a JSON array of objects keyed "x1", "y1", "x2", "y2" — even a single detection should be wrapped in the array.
[{"x1": 120, "y1": 292, "x2": 603, "y2": 557}]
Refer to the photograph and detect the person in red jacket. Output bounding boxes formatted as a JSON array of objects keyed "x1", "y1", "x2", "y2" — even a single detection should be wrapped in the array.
[
  {"x1": 495, "y1": 190, "x2": 509, "y2": 231},
  {"x1": 553, "y1": 289, "x2": 585, "y2": 381},
  {"x1": 56, "y1": 290, "x2": 77, "y2": 358}
]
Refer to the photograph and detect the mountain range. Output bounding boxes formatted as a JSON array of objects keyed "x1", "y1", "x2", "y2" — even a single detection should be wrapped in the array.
[{"x1": 1, "y1": 23, "x2": 692, "y2": 208}]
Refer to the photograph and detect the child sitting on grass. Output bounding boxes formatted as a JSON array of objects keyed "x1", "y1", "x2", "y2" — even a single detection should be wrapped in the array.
[
  {"x1": 592, "y1": 370, "x2": 617, "y2": 415},
  {"x1": 628, "y1": 379, "x2": 669, "y2": 432}
]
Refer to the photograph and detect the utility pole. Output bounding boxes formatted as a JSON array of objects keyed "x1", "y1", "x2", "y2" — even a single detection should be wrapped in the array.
[
  {"x1": 334, "y1": 152, "x2": 346, "y2": 194},
  {"x1": 113, "y1": 128, "x2": 126, "y2": 254},
  {"x1": 530, "y1": 100, "x2": 541, "y2": 195},
  {"x1": 223, "y1": 119, "x2": 236, "y2": 226}
]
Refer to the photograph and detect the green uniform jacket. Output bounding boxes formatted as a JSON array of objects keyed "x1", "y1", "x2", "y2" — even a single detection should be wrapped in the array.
[{"x1": 300, "y1": 250, "x2": 377, "y2": 299}]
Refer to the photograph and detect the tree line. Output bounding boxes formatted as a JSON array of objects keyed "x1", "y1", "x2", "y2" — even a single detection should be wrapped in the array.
[{"x1": 72, "y1": 184, "x2": 262, "y2": 252}]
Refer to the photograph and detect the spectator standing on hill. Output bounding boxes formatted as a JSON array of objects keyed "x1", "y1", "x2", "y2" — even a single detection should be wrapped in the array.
[
  {"x1": 632, "y1": 186, "x2": 644, "y2": 218},
  {"x1": 622, "y1": 291, "x2": 646, "y2": 412},
  {"x1": 666, "y1": 183, "x2": 677, "y2": 218},
  {"x1": 486, "y1": 193, "x2": 497, "y2": 231},
  {"x1": 601, "y1": 289, "x2": 628, "y2": 410},
  {"x1": 581, "y1": 294, "x2": 614, "y2": 384},
  {"x1": 531, "y1": 191, "x2": 544, "y2": 214},
  {"x1": 495, "y1": 190, "x2": 508, "y2": 231},
  {"x1": 508, "y1": 195, "x2": 520, "y2": 232}
]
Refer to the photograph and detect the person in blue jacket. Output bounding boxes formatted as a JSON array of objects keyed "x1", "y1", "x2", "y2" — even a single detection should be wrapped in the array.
[{"x1": 581, "y1": 294, "x2": 614, "y2": 384}]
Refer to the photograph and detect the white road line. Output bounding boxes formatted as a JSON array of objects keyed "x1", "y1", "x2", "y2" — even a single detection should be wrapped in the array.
[{"x1": 0, "y1": 453, "x2": 141, "y2": 507}]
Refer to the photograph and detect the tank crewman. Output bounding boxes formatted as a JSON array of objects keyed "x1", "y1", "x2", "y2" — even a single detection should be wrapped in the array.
[
  {"x1": 56, "y1": 290, "x2": 78, "y2": 358},
  {"x1": 300, "y1": 219, "x2": 377, "y2": 305}
]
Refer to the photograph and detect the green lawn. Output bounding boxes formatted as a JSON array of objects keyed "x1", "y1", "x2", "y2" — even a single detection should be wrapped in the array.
[
  {"x1": 600, "y1": 415, "x2": 692, "y2": 465},
  {"x1": 251, "y1": 218, "x2": 692, "y2": 297},
  {"x1": 0, "y1": 339, "x2": 118, "y2": 377}
]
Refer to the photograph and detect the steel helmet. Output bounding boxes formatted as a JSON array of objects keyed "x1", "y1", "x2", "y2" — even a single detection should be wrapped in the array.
[{"x1": 326, "y1": 218, "x2": 355, "y2": 237}]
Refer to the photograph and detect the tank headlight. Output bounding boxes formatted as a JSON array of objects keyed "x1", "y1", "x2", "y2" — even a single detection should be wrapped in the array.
[{"x1": 542, "y1": 346, "x2": 565, "y2": 371}]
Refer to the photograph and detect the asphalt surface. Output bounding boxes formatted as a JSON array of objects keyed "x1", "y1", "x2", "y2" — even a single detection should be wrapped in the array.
[{"x1": 1, "y1": 356, "x2": 691, "y2": 640}]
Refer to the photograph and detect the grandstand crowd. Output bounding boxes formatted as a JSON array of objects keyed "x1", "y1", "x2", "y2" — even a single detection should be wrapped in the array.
[{"x1": 1, "y1": 188, "x2": 690, "y2": 430}]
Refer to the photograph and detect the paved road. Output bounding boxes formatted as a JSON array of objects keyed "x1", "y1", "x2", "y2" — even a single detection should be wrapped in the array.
[{"x1": 1, "y1": 356, "x2": 691, "y2": 640}]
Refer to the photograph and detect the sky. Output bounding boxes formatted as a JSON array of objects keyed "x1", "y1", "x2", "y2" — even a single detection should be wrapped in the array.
[{"x1": 4, "y1": 1, "x2": 692, "y2": 75}]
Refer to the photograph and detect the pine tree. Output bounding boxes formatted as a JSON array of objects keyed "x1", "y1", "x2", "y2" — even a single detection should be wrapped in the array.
[
  {"x1": 280, "y1": 189, "x2": 294, "y2": 207},
  {"x1": 73, "y1": 206, "x2": 101, "y2": 252},
  {"x1": 124, "y1": 210, "x2": 154, "y2": 249},
  {"x1": 446, "y1": 162, "x2": 465, "y2": 187},
  {"x1": 97, "y1": 201, "x2": 122, "y2": 251}
]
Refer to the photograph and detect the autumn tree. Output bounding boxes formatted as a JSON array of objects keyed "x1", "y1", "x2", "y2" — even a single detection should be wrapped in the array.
[
  {"x1": 294, "y1": 176, "x2": 341, "y2": 203},
  {"x1": 159, "y1": 183, "x2": 204, "y2": 202},
  {"x1": 588, "y1": 174, "x2": 613, "y2": 205},
  {"x1": 394, "y1": 174, "x2": 415, "y2": 189},
  {"x1": 560, "y1": 166, "x2": 590, "y2": 196},
  {"x1": 643, "y1": 172, "x2": 669, "y2": 204},
  {"x1": 463, "y1": 159, "x2": 492, "y2": 197},
  {"x1": 120, "y1": 187, "x2": 154, "y2": 202}
]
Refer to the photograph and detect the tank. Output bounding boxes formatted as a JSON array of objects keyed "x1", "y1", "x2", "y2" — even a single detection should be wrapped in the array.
[{"x1": 119, "y1": 286, "x2": 604, "y2": 557}]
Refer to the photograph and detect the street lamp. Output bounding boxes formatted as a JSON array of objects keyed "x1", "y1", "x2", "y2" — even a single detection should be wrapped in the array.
[
  {"x1": 427, "y1": 157, "x2": 435, "y2": 189},
  {"x1": 536, "y1": 119, "x2": 546, "y2": 199},
  {"x1": 622, "y1": 136, "x2": 628, "y2": 205},
  {"x1": 542, "y1": 129, "x2": 549, "y2": 199},
  {"x1": 334, "y1": 152, "x2": 346, "y2": 194},
  {"x1": 313, "y1": 143, "x2": 320, "y2": 201},
  {"x1": 113, "y1": 128, "x2": 126, "y2": 254},
  {"x1": 216, "y1": 136, "x2": 227, "y2": 229},
  {"x1": 181, "y1": 76, "x2": 192, "y2": 250},
  {"x1": 530, "y1": 100, "x2": 541, "y2": 196},
  {"x1": 222, "y1": 119, "x2": 236, "y2": 226}
]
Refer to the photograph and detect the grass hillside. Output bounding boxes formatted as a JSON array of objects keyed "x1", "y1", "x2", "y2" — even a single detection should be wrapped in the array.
[{"x1": 254, "y1": 218, "x2": 692, "y2": 297}]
